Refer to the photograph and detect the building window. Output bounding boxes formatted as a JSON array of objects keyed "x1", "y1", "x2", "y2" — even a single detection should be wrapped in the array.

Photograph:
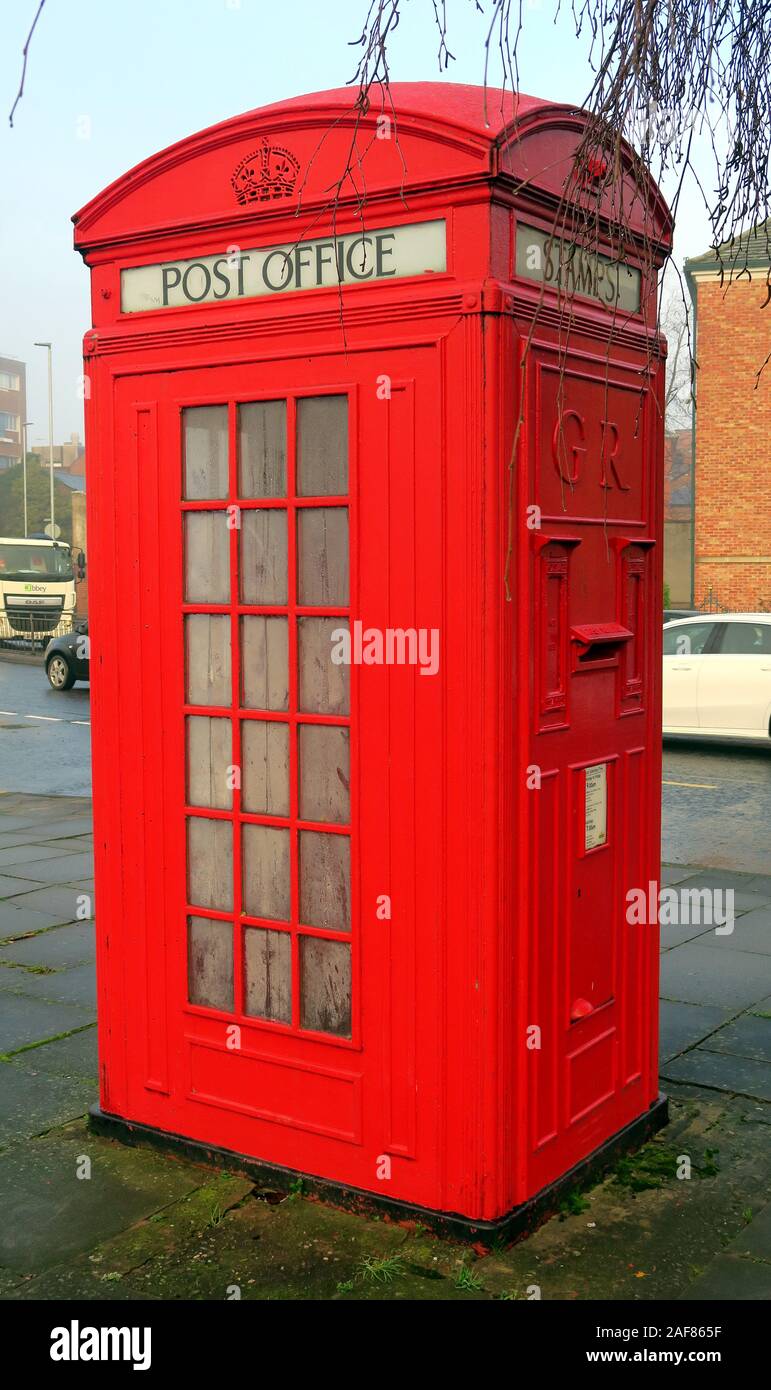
[
  {"x1": 0, "y1": 413, "x2": 20, "y2": 434},
  {"x1": 0, "y1": 373, "x2": 21, "y2": 392}
]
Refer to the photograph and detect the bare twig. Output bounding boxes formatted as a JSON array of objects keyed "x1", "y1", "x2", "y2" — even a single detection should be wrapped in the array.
[{"x1": 8, "y1": 0, "x2": 47, "y2": 128}]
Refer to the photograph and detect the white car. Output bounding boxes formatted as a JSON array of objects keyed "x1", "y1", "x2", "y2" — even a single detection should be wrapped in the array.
[{"x1": 663, "y1": 613, "x2": 771, "y2": 742}]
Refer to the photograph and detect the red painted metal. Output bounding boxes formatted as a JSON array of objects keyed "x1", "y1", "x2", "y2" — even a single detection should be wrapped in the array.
[{"x1": 75, "y1": 83, "x2": 672, "y2": 1224}]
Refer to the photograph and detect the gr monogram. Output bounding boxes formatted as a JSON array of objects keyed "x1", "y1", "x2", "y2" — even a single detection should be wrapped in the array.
[{"x1": 552, "y1": 410, "x2": 630, "y2": 491}]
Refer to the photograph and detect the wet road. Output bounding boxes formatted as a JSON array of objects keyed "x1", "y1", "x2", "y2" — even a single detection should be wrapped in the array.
[
  {"x1": 0, "y1": 658, "x2": 91, "y2": 798},
  {"x1": 662, "y1": 737, "x2": 771, "y2": 874},
  {"x1": 0, "y1": 659, "x2": 768, "y2": 869}
]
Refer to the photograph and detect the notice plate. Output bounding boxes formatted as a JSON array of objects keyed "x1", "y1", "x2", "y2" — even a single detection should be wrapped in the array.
[{"x1": 584, "y1": 763, "x2": 608, "y2": 851}]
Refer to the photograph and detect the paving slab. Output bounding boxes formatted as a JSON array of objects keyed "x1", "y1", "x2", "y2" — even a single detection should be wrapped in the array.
[
  {"x1": 35, "y1": 835, "x2": 93, "y2": 851},
  {"x1": 725, "y1": 1202, "x2": 771, "y2": 1260},
  {"x1": 0, "y1": 902, "x2": 74, "y2": 937},
  {"x1": 660, "y1": 941, "x2": 771, "y2": 1010},
  {"x1": 2, "y1": 885, "x2": 89, "y2": 920},
  {"x1": 698, "y1": 1014, "x2": 771, "y2": 1064},
  {"x1": 660, "y1": 864, "x2": 697, "y2": 886},
  {"x1": 0, "y1": 823, "x2": 55, "y2": 842},
  {"x1": 0, "y1": 873, "x2": 44, "y2": 898},
  {"x1": 8, "y1": 1026, "x2": 98, "y2": 1081},
  {"x1": 659, "y1": 919, "x2": 717, "y2": 950},
  {"x1": 3, "y1": 851, "x2": 94, "y2": 885},
  {"x1": 662, "y1": 1048, "x2": 771, "y2": 1102},
  {"x1": 0, "y1": 961, "x2": 96, "y2": 1009},
  {"x1": 674, "y1": 869, "x2": 765, "y2": 892},
  {"x1": 0, "y1": 1062, "x2": 94, "y2": 1146},
  {"x1": 672, "y1": 876, "x2": 769, "y2": 915},
  {"x1": 682, "y1": 1254, "x2": 771, "y2": 1300},
  {"x1": 697, "y1": 907, "x2": 771, "y2": 957},
  {"x1": 12, "y1": 820, "x2": 94, "y2": 841},
  {"x1": 745, "y1": 874, "x2": 771, "y2": 895},
  {"x1": 658, "y1": 999, "x2": 735, "y2": 1063},
  {"x1": 0, "y1": 993, "x2": 94, "y2": 1053},
  {"x1": 0, "y1": 843, "x2": 89, "y2": 871},
  {"x1": 0, "y1": 1121, "x2": 206, "y2": 1275},
  {"x1": 0, "y1": 921, "x2": 95, "y2": 968}
]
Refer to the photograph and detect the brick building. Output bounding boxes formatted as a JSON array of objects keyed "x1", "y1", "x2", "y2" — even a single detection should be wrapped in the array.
[{"x1": 685, "y1": 224, "x2": 771, "y2": 612}]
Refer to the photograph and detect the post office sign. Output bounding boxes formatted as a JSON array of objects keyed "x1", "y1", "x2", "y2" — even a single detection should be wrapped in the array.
[{"x1": 121, "y1": 219, "x2": 447, "y2": 313}]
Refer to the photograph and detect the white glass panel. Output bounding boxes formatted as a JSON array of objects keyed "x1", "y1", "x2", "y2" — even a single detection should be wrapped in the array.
[
  {"x1": 187, "y1": 816, "x2": 233, "y2": 912},
  {"x1": 242, "y1": 823, "x2": 290, "y2": 921},
  {"x1": 297, "y1": 396, "x2": 348, "y2": 496},
  {"x1": 299, "y1": 725, "x2": 349, "y2": 824},
  {"x1": 186, "y1": 716, "x2": 233, "y2": 810},
  {"x1": 244, "y1": 927, "x2": 291, "y2": 1023},
  {"x1": 184, "y1": 511, "x2": 230, "y2": 603},
  {"x1": 240, "y1": 509, "x2": 288, "y2": 604},
  {"x1": 185, "y1": 615, "x2": 231, "y2": 707},
  {"x1": 240, "y1": 615, "x2": 288, "y2": 710},
  {"x1": 300, "y1": 937, "x2": 351, "y2": 1036},
  {"x1": 238, "y1": 400, "x2": 286, "y2": 497},
  {"x1": 188, "y1": 915, "x2": 233, "y2": 1011},
  {"x1": 297, "y1": 508, "x2": 349, "y2": 606},
  {"x1": 298, "y1": 617, "x2": 349, "y2": 715},
  {"x1": 299, "y1": 830, "x2": 350, "y2": 931},
  {"x1": 183, "y1": 405, "x2": 228, "y2": 500},
  {"x1": 241, "y1": 720, "x2": 290, "y2": 816}
]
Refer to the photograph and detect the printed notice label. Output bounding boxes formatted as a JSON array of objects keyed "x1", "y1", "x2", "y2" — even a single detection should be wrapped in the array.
[{"x1": 584, "y1": 763, "x2": 608, "y2": 851}]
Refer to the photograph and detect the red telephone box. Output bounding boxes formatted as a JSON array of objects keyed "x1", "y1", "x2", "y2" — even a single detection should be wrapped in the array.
[{"x1": 75, "y1": 84, "x2": 672, "y2": 1240}]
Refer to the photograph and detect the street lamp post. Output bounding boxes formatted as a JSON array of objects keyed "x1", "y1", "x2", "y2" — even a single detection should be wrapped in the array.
[
  {"x1": 33, "y1": 342, "x2": 55, "y2": 536},
  {"x1": 21, "y1": 420, "x2": 33, "y2": 537}
]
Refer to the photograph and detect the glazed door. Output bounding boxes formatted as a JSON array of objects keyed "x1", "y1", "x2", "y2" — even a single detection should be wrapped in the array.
[{"x1": 110, "y1": 348, "x2": 443, "y2": 1204}]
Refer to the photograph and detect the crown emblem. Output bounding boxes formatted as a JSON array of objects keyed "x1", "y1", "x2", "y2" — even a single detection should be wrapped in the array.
[{"x1": 231, "y1": 140, "x2": 300, "y2": 205}]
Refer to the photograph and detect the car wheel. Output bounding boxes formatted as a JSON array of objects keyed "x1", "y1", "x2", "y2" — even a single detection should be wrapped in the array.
[{"x1": 47, "y1": 653, "x2": 76, "y2": 690}]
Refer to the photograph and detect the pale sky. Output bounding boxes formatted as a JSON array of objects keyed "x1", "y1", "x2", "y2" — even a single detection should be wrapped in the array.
[{"x1": 1, "y1": 0, "x2": 715, "y2": 447}]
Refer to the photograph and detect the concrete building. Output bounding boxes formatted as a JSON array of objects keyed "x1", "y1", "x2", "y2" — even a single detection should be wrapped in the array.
[
  {"x1": 30, "y1": 430, "x2": 85, "y2": 471},
  {"x1": 0, "y1": 356, "x2": 27, "y2": 469},
  {"x1": 686, "y1": 223, "x2": 771, "y2": 612}
]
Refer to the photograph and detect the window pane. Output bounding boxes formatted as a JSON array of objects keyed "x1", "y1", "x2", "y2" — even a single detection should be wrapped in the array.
[
  {"x1": 663, "y1": 622, "x2": 714, "y2": 656},
  {"x1": 240, "y1": 509, "x2": 288, "y2": 604},
  {"x1": 187, "y1": 817, "x2": 233, "y2": 912},
  {"x1": 241, "y1": 720, "x2": 290, "y2": 816},
  {"x1": 297, "y1": 508, "x2": 349, "y2": 606},
  {"x1": 299, "y1": 830, "x2": 350, "y2": 931},
  {"x1": 183, "y1": 405, "x2": 228, "y2": 500},
  {"x1": 242, "y1": 823, "x2": 290, "y2": 921},
  {"x1": 719, "y1": 622, "x2": 771, "y2": 655},
  {"x1": 297, "y1": 396, "x2": 348, "y2": 496},
  {"x1": 299, "y1": 725, "x2": 350, "y2": 824},
  {"x1": 298, "y1": 617, "x2": 350, "y2": 714},
  {"x1": 240, "y1": 615, "x2": 288, "y2": 710},
  {"x1": 184, "y1": 511, "x2": 230, "y2": 603},
  {"x1": 188, "y1": 915, "x2": 233, "y2": 1011},
  {"x1": 238, "y1": 401, "x2": 286, "y2": 497},
  {"x1": 244, "y1": 926, "x2": 291, "y2": 1023},
  {"x1": 187, "y1": 716, "x2": 233, "y2": 810},
  {"x1": 185, "y1": 615, "x2": 231, "y2": 707},
  {"x1": 300, "y1": 937, "x2": 351, "y2": 1036}
]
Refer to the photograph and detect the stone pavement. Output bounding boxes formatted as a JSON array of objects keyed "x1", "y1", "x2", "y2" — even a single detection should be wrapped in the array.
[{"x1": 0, "y1": 791, "x2": 769, "y2": 1300}]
